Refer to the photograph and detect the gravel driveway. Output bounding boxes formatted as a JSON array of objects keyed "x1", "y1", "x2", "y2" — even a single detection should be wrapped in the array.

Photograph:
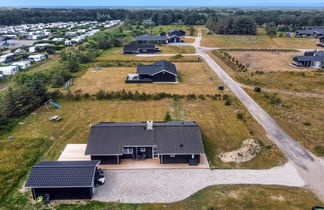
[{"x1": 93, "y1": 162, "x2": 304, "y2": 203}]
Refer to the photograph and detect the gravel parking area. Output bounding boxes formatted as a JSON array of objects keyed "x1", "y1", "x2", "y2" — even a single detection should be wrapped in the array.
[{"x1": 93, "y1": 162, "x2": 304, "y2": 203}]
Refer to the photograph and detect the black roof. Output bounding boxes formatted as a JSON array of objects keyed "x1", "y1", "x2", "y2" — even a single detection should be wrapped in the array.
[
  {"x1": 296, "y1": 29, "x2": 324, "y2": 35},
  {"x1": 294, "y1": 56, "x2": 324, "y2": 62},
  {"x1": 123, "y1": 44, "x2": 156, "y2": 52},
  {"x1": 0, "y1": 36, "x2": 10, "y2": 41},
  {"x1": 304, "y1": 51, "x2": 324, "y2": 56},
  {"x1": 169, "y1": 35, "x2": 181, "y2": 39},
  {"x1": 137, "y1": 60, "x2": 178, "y2": 76},
  {"x1": 85, "y1": 121, "x2": 205, "y2": 155},
  {"x1": 136, "y1": 34, "x2": 167, "y2": 41},
  {"x1": 169, "y1": 29, "x2": 185, "y2": 33},
  {"x1": 25, "y1": 160, "x2": 100, "y2": 188}
]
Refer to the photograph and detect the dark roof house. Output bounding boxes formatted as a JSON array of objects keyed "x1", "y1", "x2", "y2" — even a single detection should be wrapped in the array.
[
  {"x1": 168, "y1": 29, "x2": 186, "y2": 37},
  {"x1": 319, "y1": 37, "x2": 324, "y2": 47},
  {"x1": 304, "y1": 50, "x2": 324, "y2": 56},
  {"x1": 123, "y1": 44, "x2": 160, "y2": 54},
  {"x1": 126, "y1": 60, "x2": 178, "y2": 83},
  {"x1": 25, "y1": 160, "x2": 102, "y2": 200},
  {"x1": 296, "y1": 29, "x2": 324, "y2": 37},
  {"x1": 292, "y1": 56, "x2": 324, "y2": 68},
  {"x1": 168, "y1": 35, "x2": 181, "y2": 43},
  {"x1": 85, "y1": 121, "x2": 205, "y2": 165},
  {"x1": 136, "y1": 34, "x2": 167, "y2": 44}
]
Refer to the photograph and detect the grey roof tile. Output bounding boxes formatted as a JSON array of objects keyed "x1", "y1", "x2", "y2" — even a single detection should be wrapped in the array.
[
  {"x1": 85, "y1": 121, "x2": 205, "y2": 155},
  {"x1": 25, "y1": 161, "x2": 99, "y2": 188}
]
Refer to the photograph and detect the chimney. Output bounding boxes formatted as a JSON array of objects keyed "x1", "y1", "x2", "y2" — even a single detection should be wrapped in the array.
[{"x1": 146, "y1": 120, "x2": 153, "y2": 130}]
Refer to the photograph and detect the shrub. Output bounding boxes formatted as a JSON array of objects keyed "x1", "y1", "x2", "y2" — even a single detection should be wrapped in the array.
[
  {"x1": 222, "y1": 94, "x2": 230, "y2": 101},
  {"x1": 173, "y1": 54, "x2": 183, "y2": 59},
  {"x1": 225, "y1": 99, "x2": 232, "y2": 106},
  {"x1": 164, "y1": 112, "x2": 172, "y2": 121},
  {"x1": 198, "y1": 95, "x2": 206, "y2": 100},
  {"x1": 314, "y1": 146, "x2": 324, "y2": 156},
  {"x1": 186, "y1": 94, "x2": 197, "y2": 100},
  {"x1": 236, "y1": 112, "x2": 244, "y2": 119},
  {"x1": 96, "y1": 90, "x2": 106, "y2": 100},
  {"x1": 303, "y1": 121, "x2": 311, "y2": 126}
]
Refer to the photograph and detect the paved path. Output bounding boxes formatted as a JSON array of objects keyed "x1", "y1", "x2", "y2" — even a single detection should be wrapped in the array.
[
  {"x1": 94, "y1": 162, "x2": 304, "y2": 203},
  {"x1": 194, "y1": 28, "x2": 324, "y2": 200}
]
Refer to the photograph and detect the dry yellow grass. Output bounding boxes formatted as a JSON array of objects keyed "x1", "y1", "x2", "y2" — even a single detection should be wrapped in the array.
[
  {"x1": 71, "y1": 62, "x2": 222, "y2": 95},
  {"x1": 202, "y1": 30, "x2": 322, "y2": 49},
  {"x1": 209, "y1": 50, "x2": 324, "y2": 93},
  {"x1": 159, "y1": 45, "x2": 196, "y2": 54},
  {"x1": 247, "y1": 91, "x2": 324, "y2": 157},
  {"x1": 182, "y1": 37, "x2": 195, "y2": 43},
  {"x1": 5, "y1": 98, "x2": 284, "y2": 168},
  {"x1": 97, "y1": 45, "x2": 196, "y2": 62},
  {"x1": 228, "y1": 51, "x2": 305, "y2": 72}
]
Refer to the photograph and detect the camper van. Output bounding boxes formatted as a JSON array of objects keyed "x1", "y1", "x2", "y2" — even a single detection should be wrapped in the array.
[
  {"x1": 28, "y1": 54, "x2": 46, "y2": 62},
  {"x1": 0, "y1": 66, "x2": 19, "y2": 76},
  {"x1": 12, "y1": 60, "x2": 32, "y2": 70}
]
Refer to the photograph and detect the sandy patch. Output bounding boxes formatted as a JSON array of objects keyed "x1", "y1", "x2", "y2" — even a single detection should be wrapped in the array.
[
  {"x1": 270, "y1": 195, "x2": 286, "y2": 201},
  {"x1": 219, "y1": 139, "x2": 261, "y2": 163}
]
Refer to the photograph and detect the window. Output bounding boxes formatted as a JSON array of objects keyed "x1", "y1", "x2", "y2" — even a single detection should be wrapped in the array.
[
  {"x1": 170, "y1": 154, "x2": 175, "y2": 157},
  {"x1": 140, "y1": 148, "x2": 146, "y2": 152},
  {"x1": 123, "y1": 148, "x2": 133, "y2": 154}
]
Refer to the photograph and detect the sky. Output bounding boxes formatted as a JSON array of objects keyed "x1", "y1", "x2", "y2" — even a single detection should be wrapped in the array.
[{"x1": 0, "y1": 0, "x2": 324, "y2": 7}]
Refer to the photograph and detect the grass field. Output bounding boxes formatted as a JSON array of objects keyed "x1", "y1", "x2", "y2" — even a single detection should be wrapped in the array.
[
  {"x1": 26, "y1": 55, "x2": 60, "y2": 74},
  {"x1": 71, "y1": 62, "x2": 222, "y2": 95},
  {"x1": 4, "y1": 98, "x2": 284, "y2": 168},
  {"x1": 4, "y1": 185, "x2": 323, "y2": 209},
  {"x1": 0, "y1": 138, "x2": 51, "y2": 204},
  {"x1": 202, "y1": 30, "x2": 321, "y2": 49},
  {"x1": 209, "y1": 50, "x2": 324, "y2": 93},
  {"x1": 247, "y1": 91, "x2": 324, "y2": 157},
  {"x1": 97, "y1": 47, "x2": 196, "y2": 63},
  {"x1": 228, "y1": 51, "x2": 303, "y2": 72}
]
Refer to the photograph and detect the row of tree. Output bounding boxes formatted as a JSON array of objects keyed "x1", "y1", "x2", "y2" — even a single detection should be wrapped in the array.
[
  {"x1": 1, "y1": 8, "x2": 324, "y2": 29},
  {"x1": 206, "y1": 16, "x2": 257, "y2": 35}
]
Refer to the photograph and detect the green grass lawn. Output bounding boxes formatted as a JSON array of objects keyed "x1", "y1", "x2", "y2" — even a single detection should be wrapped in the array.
[
  {"x1": 4, "y1": 185, "x2": 323, "y2": 210},
  {"x1": 247, "y1": 91, "x2": 324, "y2": 157},
  {"x1": 202, "y1": 29, "x2": 321, "y2": 49},
  {"x1": 0, "y1": 138, "x2": 52, "y2": 204}
]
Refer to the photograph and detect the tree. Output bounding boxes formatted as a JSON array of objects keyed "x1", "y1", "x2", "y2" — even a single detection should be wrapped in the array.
[
  {"x1": 189, "y1": 26, "x2": 195, "y2": 36},
  {"x1": 266, "y1": 22, "x2": 277, "y2": 37},
  {"x1": 164, "y1": 112, "x2": 172, "y2": 121}
]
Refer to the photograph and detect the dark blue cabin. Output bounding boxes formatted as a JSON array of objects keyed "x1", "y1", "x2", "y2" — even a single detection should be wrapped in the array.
[{"x1": 85, "y1": 121, "x2": 205, "y2": 166}]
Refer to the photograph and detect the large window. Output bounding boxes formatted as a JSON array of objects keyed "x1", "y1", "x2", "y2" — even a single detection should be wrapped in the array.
[{"x1": 123, "y1": 148, "x2": 133, "y2": 154}]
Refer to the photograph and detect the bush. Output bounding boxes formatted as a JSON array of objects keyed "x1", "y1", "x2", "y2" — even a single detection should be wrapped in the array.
[
  {"x1": 225, "y1": 99, "x2": 232, "y2": 106},
  {"x1": 96, "y1": 90, "x2": 106, "y2": 100},
  {"x1": 164, "y1": 112, "x2": 172, "y2": 121},
  {"x1": 303, "y1": 121, "x2": 311, "y2": 126},
  {"x1": 236, "y1": 112, "x2": 244, "y2": 119},
  {"x1": 198, "y1": 95, "x2": 206, "y2": 100},
  {"x1": 314, "y1": 146, "x2": 324, "y2": 156},
  {"x1": 222, "y1": 94, "x2": 230, "y2": 101},
  {"x1": 173, "y1": 54, "x2": 183, "y2": 59}
]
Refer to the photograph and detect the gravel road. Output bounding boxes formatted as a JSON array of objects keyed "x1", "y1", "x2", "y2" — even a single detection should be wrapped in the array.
[{"x1": 94, "y1": 162, "x2": 304, "y2": 203}]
